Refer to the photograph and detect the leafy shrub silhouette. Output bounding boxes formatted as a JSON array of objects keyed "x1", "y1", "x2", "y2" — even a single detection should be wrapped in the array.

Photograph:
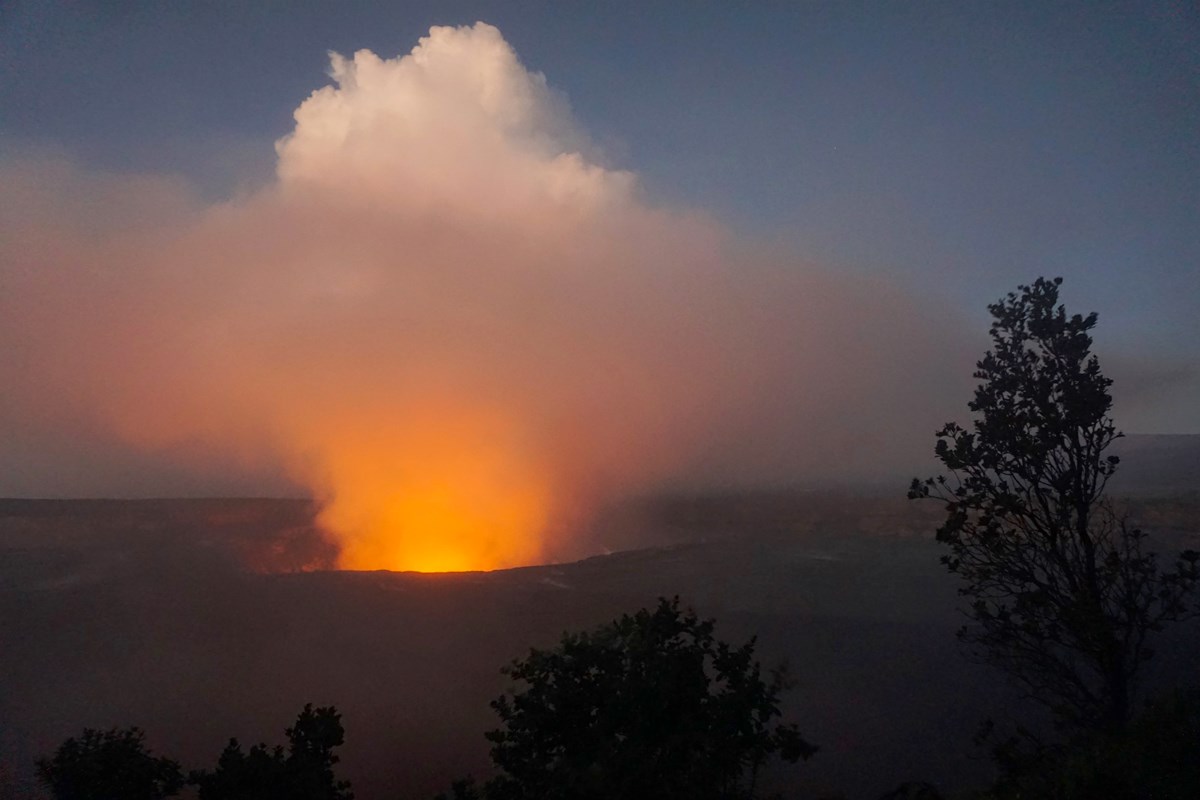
[
  {"x1": 190, "y1": 703, "x2": 353, "y2": 800},
  {"x1": 442, "y1": 597, "x2": 815, "y2": 800},
  {"x1": 36, "y1": 727, "x2": 184, "y2": 800}
]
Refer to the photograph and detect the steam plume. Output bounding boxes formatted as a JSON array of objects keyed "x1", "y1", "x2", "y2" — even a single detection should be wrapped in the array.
[{"x1": 0, "y1": 23, "x2": 972, "y2": 570}]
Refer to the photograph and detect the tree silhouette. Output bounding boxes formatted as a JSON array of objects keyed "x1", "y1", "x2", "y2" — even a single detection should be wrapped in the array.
[
  {"x1": 909, "y1": 277, "x2": 1199, "y2": 733},
  {"x1": 36, "y1": 727, "x2": 184, "y2": 800},
  {"x1": 448, "y1": 597, "x2": 815, "y2": 800},
  {"x1": 190, "y1": 704, "x2": 353, "y2": 800}
]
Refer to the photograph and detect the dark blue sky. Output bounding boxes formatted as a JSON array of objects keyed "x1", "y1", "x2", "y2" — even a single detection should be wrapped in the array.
[{"x1": 3, "y1": 1, "x2": 1198, "y2": 428}]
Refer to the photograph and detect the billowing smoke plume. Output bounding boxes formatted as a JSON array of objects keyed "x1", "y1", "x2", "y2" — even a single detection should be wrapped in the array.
[{"x1": 0, "y1": 23, "x2": 973, "y2": 570}]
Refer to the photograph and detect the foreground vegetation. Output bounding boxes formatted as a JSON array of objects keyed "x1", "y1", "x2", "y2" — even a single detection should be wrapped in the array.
[{"x1": 38, "y1": 705, "x2": 352, "y2": 800}]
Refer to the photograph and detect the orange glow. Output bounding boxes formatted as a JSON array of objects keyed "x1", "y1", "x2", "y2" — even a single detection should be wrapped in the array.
[{"x1": 310, "y1": 406, "x2": 551, "y2": 573}]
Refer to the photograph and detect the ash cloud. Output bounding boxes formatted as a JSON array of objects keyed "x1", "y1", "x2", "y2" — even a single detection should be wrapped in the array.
[{"x1": 1, "y1": 23, "x2": 979, "y2": 567}]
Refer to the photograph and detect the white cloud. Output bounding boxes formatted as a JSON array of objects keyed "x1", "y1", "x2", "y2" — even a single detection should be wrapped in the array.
[{"x1": 275, "y1": 23, "x2": 634, "y2": 212}]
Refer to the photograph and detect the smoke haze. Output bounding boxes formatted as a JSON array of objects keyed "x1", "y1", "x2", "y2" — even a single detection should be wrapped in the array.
[{"x1": 2, "y1": 23, "x2": 985, "y2": 569}]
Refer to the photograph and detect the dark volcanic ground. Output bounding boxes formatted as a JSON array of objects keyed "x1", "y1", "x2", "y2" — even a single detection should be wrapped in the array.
[{"x1": 2, "y1": 471, "x2": 1198, "y2": 798}]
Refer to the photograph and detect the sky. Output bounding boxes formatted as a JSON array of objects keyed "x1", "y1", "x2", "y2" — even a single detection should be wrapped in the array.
[{"x1": 1, "y1": 2, "x2": 1197, "y2": 568}]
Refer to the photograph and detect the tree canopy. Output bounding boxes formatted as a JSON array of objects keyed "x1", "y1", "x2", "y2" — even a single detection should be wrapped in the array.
[
  {"x1": 909, "y1": 277, "x2": 1198, "y2": 733},
  {"x1": 38, "y1": 705, "x2": 352, "y2": 800},
  {"x1": 190, "y1": 704, "x2": 353, "y2": 800},
  {"x1": 454, "y1": 596, "x2": 815, "y2": 800},
  {"x1": 35, "y1": 727, "x2": 184, "y2": 800}
]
